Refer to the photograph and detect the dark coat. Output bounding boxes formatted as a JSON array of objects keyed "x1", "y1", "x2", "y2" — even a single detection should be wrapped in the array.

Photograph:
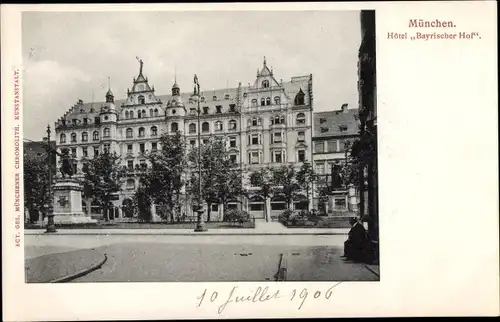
[{"x1": 344, "y1": 222, "x2": 370, "y2": 261}]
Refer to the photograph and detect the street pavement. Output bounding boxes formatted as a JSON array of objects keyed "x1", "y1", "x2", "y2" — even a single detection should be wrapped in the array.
[{"x1": 24, "y1": 234, "x2": 378, "y2": 282}]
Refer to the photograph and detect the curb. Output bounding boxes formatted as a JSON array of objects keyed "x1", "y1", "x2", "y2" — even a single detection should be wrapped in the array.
[
  {"x1": 26, "y1": 232, "x2": 348, "y2": 236},
  {"x1": 275, "y1": 253, "x2": 288, "y2": 281},
  {"x1": 49, "y1": 253, "x2": 108, "y2": 283},
  {"x1": 364, "y1": 264, "x2": 380, "y2": 278}
]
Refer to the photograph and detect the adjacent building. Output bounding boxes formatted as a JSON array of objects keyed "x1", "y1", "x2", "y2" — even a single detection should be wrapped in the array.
[
  {"x1": 54, "y1": 58, "x2": 314, "y2": 220},
  {"x1": 312, "y1": 104, "x2": 360, "y2": 214}
]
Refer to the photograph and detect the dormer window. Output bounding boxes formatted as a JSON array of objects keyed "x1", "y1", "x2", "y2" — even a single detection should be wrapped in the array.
[
  {"x1": 243, "y1": 93, "x2": 248, "y2": 98},
  {"x1": 296, "y1": 113, "x2": 306, "y2": 125},
  {"x1": 138, "y1": 95, "x2": 145, "y2": 104},
  {"x1": 90, "y1": 108, "x2": 95, "y2": 113},
  {"x1": 274, "y1": 96, "x2": 280, "y2": 105},
  {"x1": 83, "y1": 118, "x2": 88, "y2": 125},
  {"x1": 339, "y1": 125, "x2": 348, "y2": 132},
  {"x1": 320, "y1": 127, "x2": 329, "y2": 133},
  {"x1": 203, "y1": 106, "x2": 209, "y2": 114},
  {"x1": 80, "y1": 109, "x2": 85, "y2": 113},
  {"x1": 201, "y1": 97, "x2": 205, "y2": 102},
  {"x1": 262, "y1": 80, "x2": 269, "y2": 88},
  {"x1": 72, "y1": 119, "x2": 78, "y2": 125},
  {"x1": 213, "y1": 96, "x2": 217, "y2": 101},
  {"x1": 251, "y1": 99, "x2": 257, "y2": 107},
  {"x1": 224, "y1": 94, "x2": 230, "y2": 100},
  {"x1": 320, "y1": 117, "x2": 327, "y2": 124},
  {"x1": 260, "y1": 98, "x2": 265, "y2": 106},
  {"x1": 216, "y1": 106, "x2": 222, "y2": 114},
  {"x1": 190, "y1": 108, "x2": 197, "y2": 115},
  {"x1": 294, "y1": 89, "x2": 305, "y2": 105},
  {"x1": 229, "y1": 104, "x2": 236, "y2": 112},
  {"x1": 71, "y1": 133, "x2": 77, "y2": 142}
]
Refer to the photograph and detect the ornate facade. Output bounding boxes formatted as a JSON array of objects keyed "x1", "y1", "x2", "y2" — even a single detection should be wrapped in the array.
[{"x1": 54, "y1": 58, "x2": 314, "y2": 220}]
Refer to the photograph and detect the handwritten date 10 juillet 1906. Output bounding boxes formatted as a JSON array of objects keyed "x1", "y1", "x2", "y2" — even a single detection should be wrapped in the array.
[{"x1": 196, "y1": 283, "x2": 342, "y2": 315}]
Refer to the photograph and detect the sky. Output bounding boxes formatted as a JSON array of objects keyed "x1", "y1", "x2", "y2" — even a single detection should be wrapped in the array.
[{"x1": 22, "y1": 10, "x2": 361, "y2": 140}]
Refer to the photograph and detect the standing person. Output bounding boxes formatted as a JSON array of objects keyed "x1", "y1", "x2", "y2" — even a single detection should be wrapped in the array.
[{"x1": 342, "y1": 217, "x2": 370, "y2": 262}]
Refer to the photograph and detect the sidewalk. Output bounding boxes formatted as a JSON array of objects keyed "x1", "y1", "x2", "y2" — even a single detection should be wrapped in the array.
[
  {"x1": 25, "y1": 248, "x2": 107, "y2": 283},
  {"x1": 278, "y1": 248, "x2": 380, "y2": 281},
  {"x1": 25, "y1": 221, "x2": 349, "y2": 236}
]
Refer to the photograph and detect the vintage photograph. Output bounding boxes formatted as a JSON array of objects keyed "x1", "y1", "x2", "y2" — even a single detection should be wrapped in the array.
[{"x1": 22, "y1": 10, "x2": 378, "y2": 283}]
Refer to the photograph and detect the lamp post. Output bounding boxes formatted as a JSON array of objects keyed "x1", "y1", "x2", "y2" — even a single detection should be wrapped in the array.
[
  {"x1": 45, "y1": 125, "x2": 57, "y2": 233},
  {"x1": 193, "y1": 74, "x2": 207, "y2": 232}
]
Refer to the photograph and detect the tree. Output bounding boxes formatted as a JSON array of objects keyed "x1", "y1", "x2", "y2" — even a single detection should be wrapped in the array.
[
  {"x1": 188, "y1": 136, "x2": 245, "y2": 221},
  {"x1": 140, "y1": 131, "x2": 187, "y2": 222},
  {"x1": 271, "y1": 164, "x2": 301, "y2": 210},
  {"x1": 340, "y1": 140, "x2": 361, "y2": 187},
  {"x1": 23, "y1": 152, "x2": 54, "y2": 224},
  {"x1": 132, "y1": 183, "x2": 152, "y2": 222},
  {"x1": 296, "y1": 162, "x2": 317, "y2": 210},
  {"x1": 82, "y1": 150, "x2": 125, "y2": 221},
  {"x1": 249, "y1": 168, "x2": 273, "y2": 222}
]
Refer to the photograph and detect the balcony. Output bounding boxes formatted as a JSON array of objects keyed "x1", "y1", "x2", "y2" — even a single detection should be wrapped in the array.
[
  {"x1": 270, "y1": 123, "x2": 286, "y2": 130},
  {"x1": 247, "y1": 125, "x2": 263, "y2": 132}
]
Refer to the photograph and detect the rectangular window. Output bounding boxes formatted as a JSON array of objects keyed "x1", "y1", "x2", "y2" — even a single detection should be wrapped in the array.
[
  {"x1": 273, "y1": 151, "x2": 283, "y2": 163},
  {"x1": 190, "y1": 140, "x2": 196, "y2": 147},
  {"x1": 71, "y1": 148, "x2": 77, "y2": 157},
  {"x1": 152, "y1": 142, "x2": 157, "y2": 151},
  {"x1": 83, "y1": 118, "x2": 88, "y2": 125},
  {"x1": 298, "y1": 131, "x2": 305, "y2": 142},
  {"x1": 216, "y1": 106, "x2": 222, "y2": 114},
  {"x1": 250, "y1": 203, "x2": 264, "y2": 211},
  {"x1": 229, "y1": 137, "x2": 237, "y2": 148},
  {"x1": 127, "y1": 144, "x2": 133, "y2": 153},
  {"x1": 140, "y1": 143, "x2": 145, "y2": 153},
  {"x1": 327, "y1": 140, "x2": 336, "y2": 152},
  {"x1": 82, "y1": 147, "x2": 88, "y2": 157},
  {"x1": 250, "y1": 152, "x2": 260, "y2": 164},
  {"x1": 315, "y1": 142, "x2": 324, "y2": 153},
  {"x1": 298, "y1": 150, "x2": 306, "y2": 162},
  {"x1": 190, "y1": 108, "x2": 197, "y2": 115},
  {"x1": 251, "y1": 134, "x2": 259, "y2": 145},
  {"x1": 229, "y1": 104, "x2": 236, "y2": 112},
  {"x1": 139, "y1": 159, "x2": 147, "y2": 169},
  {"x1": 229, "y1": 154, "x2": 237, "y2": 164},
  {"x1": 203, "y1": 139, "x2": 208, "y2": 145},
  {"x1": 94, "y1": 147, "x2": 99, "y2": 157},
  {"x1": 211, "y1": 204, "x2": 219, "y2": 211},
  {"x1": 127, "y1": 160, "x2": 134, "y2": 170},
  {"x1": 72, "y1": 119, "x2": 78, "y2": 125},
  {"x1": 315, "y1": 162, "x2": 325, "y2": 174},
  {"x1": 103, "y1": 144, "x2": 110, "y2": 153},
  {"x1": 273, "y1": 132, "x2": 282, "y2": 143},
  {"x1": 203, "y1": 107, "x2": 209, "y2": 114}
]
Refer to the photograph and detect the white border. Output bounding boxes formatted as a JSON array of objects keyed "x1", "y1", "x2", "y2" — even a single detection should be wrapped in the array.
[{"x1": 2, "y1": 2, "x2": 499, "y2": 320}]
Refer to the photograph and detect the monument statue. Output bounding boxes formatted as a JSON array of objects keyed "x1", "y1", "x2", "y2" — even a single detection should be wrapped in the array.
[{"x1": 56, "y1": 148, "x2": 75, "y2": 178}]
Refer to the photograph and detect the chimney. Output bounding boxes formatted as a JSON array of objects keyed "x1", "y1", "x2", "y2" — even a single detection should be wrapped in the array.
[{"x1": 342, "y1": 103, "x2": 348, "y2": 113}]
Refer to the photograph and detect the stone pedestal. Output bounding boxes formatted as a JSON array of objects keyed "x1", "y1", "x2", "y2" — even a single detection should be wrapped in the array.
[{"x1": 45, "y1": 178, "x2": 97, "y2": 225}]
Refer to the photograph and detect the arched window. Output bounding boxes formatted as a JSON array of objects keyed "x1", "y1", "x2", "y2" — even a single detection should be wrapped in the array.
[
  {"x1": 228, "y1": 120, "x2": 237, "y2": 131},
  {"x1": 93, "y1": 131, "x2": 99, "y2": 141},
  {"x1": 130, "y1": 110, "x2": 134, "y2": 118},
  {"x1": 151, "y1": 126, "x2": 158, "y2": 137},
  {"x1": 189, "y1": 123, "x2": 196, "y2": 134},
  {"x1": 81, "y1": 132, "x2": 88, "y2": 142},
  {"x1": 296, "y1": 113, "x2": 306, "y2": 125},
  {"x1": 142, "y1": 109, "x2": 146, "y2": 116},
  {"x1": 71, "y1": 133, "x2": 77, "y2": 142},
  {"x1": 294, "y1": 194, "x2": 309, "y2": 211},
  {"x1": 149, "y1": 109, "x2": 153, "y2": 117},
  {"x1": 271, "y1": 195, "x2": 287, "y2": 211},
  {"x1": 138, "y1": 127, "x2": 145, "y2": 137},
  {"x1": 274, "y1": 96, "x2": 280, "y2": 105},
  {"x1": 266, "y1": 97, "x2": 271, "y2": 106},
  {"x1": 251, "y1": 117, "x2": 261, "y2": 126},
  {"x1": 202, "y1": 122, "x2": 210, "y2": 133},
  {"x1": 262, "y1": 80, "x2": 269, "y2": 88},
  {"x1": 125, "y1": 111, "x2": 130, "y2": 119},
  {"x1": 249, "y1": 195, "x2": 264, "y2": 211},
  {"x1": 280, "y1": 116, "x2": 285, "y2": 124},
  {"x1": 138, "y1": 95, "x2": 145, "y2": 104},
  {"x1": 251, "y1": 99, "x2": 257, "y2": 107},
  {"x1": 154, "y1": 108, "x2": 158, "y2": 117},
  {"x1": 215, "y1": 121, "x2": 223, "y2": 132},
  {"x1": 126, "y1": 179, "x2": 136, "y2": 190},
  {"x1": 103, "y1": 128, "x2": 110, "y2": 138},
  {"x1": 138, "y1": 110, "x2": 142, "y2": 119},
  {"x1": 60, "y1": 133, "x2": 66, "y2": 143},
  {"x1": 126, "y1": 128, "x2": 133, "y2": 138},
  {"x1": 171, "y1": 122, "x2": 178, "y2": 133},
  {"x1": 260, "y1": 98, "x2": 265, "y2": 106},
  {"x1": 294, "y1": 89, "x2": 305, "y2": 105}
]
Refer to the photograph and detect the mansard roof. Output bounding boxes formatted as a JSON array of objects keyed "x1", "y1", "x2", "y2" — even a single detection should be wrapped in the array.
[{"x1": 314, "y1": 105, "x2": 360, "y2": 137}]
